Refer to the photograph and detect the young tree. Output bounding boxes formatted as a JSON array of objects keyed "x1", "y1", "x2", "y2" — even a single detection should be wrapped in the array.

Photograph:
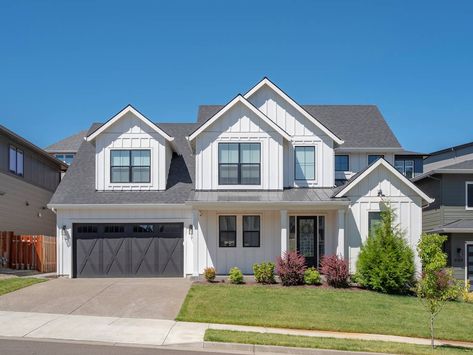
[
  {"x1": 356, "y1": 205, "x2": 415, "y2": 294},
  {"x1": 416, "y1": 233, "x2": 463, "y2": 349}
]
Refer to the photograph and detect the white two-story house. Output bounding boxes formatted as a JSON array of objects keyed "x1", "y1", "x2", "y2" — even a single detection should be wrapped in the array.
[{"x1": 48, "y1": 78, "x2": 433, "y2": 278}]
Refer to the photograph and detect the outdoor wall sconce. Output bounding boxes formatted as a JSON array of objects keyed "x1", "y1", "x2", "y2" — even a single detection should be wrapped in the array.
[
  {"x1": 0, "y1": 191, "x2": 5, "y2": 196},
  {"x1": 25, "y1": 201, "x2": 29, "y2": 206},
  {"x1": 377, "y1": 189, "x2": 385, "y2": 197},
  {"x1": 189, "y1": 224, "x2": 194, "y2": 235}
]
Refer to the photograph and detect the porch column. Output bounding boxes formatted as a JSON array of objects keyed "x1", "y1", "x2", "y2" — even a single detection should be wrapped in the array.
[
  {"x1": 192, "y1": 209, "x2": 200, "y2": 277},
  {"x1": 280, "y1": 210, "x2": 288, "y2": 255},
  {"x1": 337, "y1": 209, "x2": 346, "y2": 258}
]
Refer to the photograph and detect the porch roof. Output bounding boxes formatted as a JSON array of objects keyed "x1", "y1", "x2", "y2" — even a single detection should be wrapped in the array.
[
  {"x1": 186, "y1": 188, "x2": 349, "y2": 206},
  {"x1": 426, "y1": 219, "x2": 473, "y2": 234}
]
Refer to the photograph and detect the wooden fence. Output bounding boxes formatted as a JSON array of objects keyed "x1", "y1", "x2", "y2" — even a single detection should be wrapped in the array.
[{"x1": 0, "y1": 232, "x2": 56, "y2": 273}]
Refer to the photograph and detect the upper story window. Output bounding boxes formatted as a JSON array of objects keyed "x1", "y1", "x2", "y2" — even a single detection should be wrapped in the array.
[
  {"x1": 9, "y1": 145, "x2": 24, "y2": 177},
  {"x1": 55, "y1": 153, "x2": 75, "y2": 165},
  {"x1": 368, "y1": 211, "x2": 382, "y2": 235},
  {"x1": 295, "y1": 146, "x2": 315, "y2": 180},
  {"x1": 218, "y1": 143, "x2": 261, "y2": 185},
  {"x1": 466, "y1": 182, "x2": 473, "y2": 210},
  {"x1": 335, "y1": 155, "x2": 349, "y2": 172},
  {"x1": 110, "y1": 150, "x2": 150, "y2": 183},
  {"x1": 395, "y1": 159, "x2": 414, "y2": 178},
  {"x1": 368, "y1": 154, "x2": 384, "y2": 165}
]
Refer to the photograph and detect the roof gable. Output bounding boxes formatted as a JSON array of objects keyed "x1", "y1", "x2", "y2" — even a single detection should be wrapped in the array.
[
  {"x1": 334, "y1": 158, "x2": 434, "y2": 204},
  {"x1": 86, "y1": 105, "x2": 173, "y2": 142},
  {"x1": 244, "y1": 78, "x2": 344, "y2": 144},
  {"x1": 187, "y1": 95, "x2": 291, "y2": 142}
]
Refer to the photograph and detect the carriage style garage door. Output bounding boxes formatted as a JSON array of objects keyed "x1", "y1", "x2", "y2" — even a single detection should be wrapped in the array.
[{"x1": 73, "y1": 223, "x2": 183, "y2": 278}]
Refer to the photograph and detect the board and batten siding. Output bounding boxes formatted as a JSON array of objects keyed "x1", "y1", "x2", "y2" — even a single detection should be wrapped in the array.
[
  {"x1": 194, "y1": 101, "x2": 284, "y2": 190},
  {"x1": 344, "y1": 164, "x2": 423, "y2": 273},
  {"x1": 94, "y1": 111, "x2": 168, "y2": 191},
  {"x1": 247, "y1": 85, "x2": 335, "y2": 188},
  {"x1": 55, "y1": 206, "x2": 193, "y2": 277}
]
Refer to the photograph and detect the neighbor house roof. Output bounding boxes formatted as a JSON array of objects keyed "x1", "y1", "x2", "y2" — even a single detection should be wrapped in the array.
[
  {"x1": 44, "y1": 130, "x2": 88, "y2": 153},
  {"x1": 0, "y1": 124, "x2": 68, "y2": 170},
  {"x1": 412, "y1": 158, "x2": 473, "y2": 182},
  {"x1": 429, "y1": 141, "x2": 473, "y2": 157},
  {"x1": 197, "y1": 105, "x2": 401, "y2": 149},
  {"x1": 426, "y1": 219, "x2": 473, "y2": 233}
]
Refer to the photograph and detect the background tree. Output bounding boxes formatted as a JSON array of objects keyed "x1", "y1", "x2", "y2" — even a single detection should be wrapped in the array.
[
  {"x1": 416, "y1": 233, "x2": 463, "y2": 349},
  {"x1": 355, "y1": 205, "x2": 415, "y2": 294}
]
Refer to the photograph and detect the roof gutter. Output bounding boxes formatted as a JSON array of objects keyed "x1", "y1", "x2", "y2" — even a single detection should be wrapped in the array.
[{"x1": 47, "y1": 203, "x2": 190, "y2": 210}]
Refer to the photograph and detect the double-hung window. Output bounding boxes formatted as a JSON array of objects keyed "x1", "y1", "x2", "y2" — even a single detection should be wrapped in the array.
[
  {"x1": 368, "y1": 154, "x2": 384, "y2": 165},
  {"x1": 110, "y1": 150, "x2": 150, "y2": 183},
  {"x1": 243, "y1": 216, "x2": 260, "y2": 247},
  {"x1": 218, "y1": 143, "x2": 260, "y2": 185},
  {"x1": 466, "y1": 182, "x2": 473, "y2": 210},
  {"x1": 9, "y1": 145, "x2": 24, "y2": 176},
  {"x1": 295, "y1": 146, "x2": 315, "y2": 180},
  {"x1": 219, "y1": 216, "x2": 237, "y2": 247},
  {"x1": 335, "y1": 155, "x2": 349, "y2": 172},
  {"x1": 395, "y1": 159, "x2": 414, "y2": 178}
]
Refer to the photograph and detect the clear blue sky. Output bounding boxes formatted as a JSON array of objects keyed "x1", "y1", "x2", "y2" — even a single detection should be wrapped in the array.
[{"x1": 1, "y1": 1, "x2": 472, "y2": 152}]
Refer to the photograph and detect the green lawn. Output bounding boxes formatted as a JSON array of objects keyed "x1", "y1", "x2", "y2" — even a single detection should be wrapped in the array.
[
  {"x1": 0, "y1": 277, "x2": 46, "y2": 296},
  {"x1": 177, "y1": 284, "x2": 473, "y2": 342},
  {"x1": 205, "y1": 329, "x2": 473, "y2": 355}
]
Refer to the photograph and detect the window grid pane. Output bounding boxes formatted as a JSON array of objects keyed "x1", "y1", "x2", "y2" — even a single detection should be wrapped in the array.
[
  {"x1": 218, "y1": 143, "x2": 260, "y2": 185},
  {"x1": 295, "y1": 146, "x2": 315, "y2": 180},
  {"x1": 16, "y1": 150, "x2": 24, "y2": 176},
  {"x1": 9, "y1": 146, "x2": 16, "y2": 173},
  {"x1": 335, "y1": 155, "x2": 349, "y2": 172},
  {"x1": 111, "y1": 150, "x2": 150, "y2": 183}
]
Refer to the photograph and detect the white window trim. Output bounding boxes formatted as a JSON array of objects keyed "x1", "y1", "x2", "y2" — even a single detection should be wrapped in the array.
[
  {"x1": 292, "y1": 143, "x2": 319, "y2": 187},
  {"x1": 466, "y1": 182, "x2": 473, "y2": 210}
]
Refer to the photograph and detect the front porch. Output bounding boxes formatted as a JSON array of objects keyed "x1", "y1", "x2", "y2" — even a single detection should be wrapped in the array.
[{"x1": 189, "y1": 204, "x2": 348, "y2": 275}]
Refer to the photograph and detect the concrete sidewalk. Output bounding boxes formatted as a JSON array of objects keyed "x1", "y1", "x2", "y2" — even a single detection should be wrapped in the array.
[{"x1": 0, "y1": 310, "x2": 472, "y2": 350}]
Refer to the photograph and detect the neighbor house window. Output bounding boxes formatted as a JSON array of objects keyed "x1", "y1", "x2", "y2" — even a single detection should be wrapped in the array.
[
  {"x1": 335, "y1": 155, "x2": 349, "y2": 172},
  {"x1": 368, "y1": 155, "x2": 384, "y2": 165},
  {"x1": 467, "y1": 182, "x2": 473, "y2": 209},
  {"x1": 218, "y1": 143, "x2": 260, "y2": 185},
  {"x1": 9, "y1": 145, "x2": 24, "y2": 176},
  {"x1": 368, "y1": 211, "x2": 382, "y2": 234},
  {"x1": 110, "y1": 150, "x2": 150, "y2": 183},
  {"x1": 219, "y1": 216, "x2": 236, "y2": 247},
  {"x1": 243, "y1": 216, "x2": 260, "y2": 247},
  {"x1": 55, "y1": 153, "x2": 75, "y2": 165},
  {"x1": 395, "y1": 159, "x2": 414, "y2": 178},
  {"x1": 295, "y1": 146, "x2": 315, "y2": 180}
]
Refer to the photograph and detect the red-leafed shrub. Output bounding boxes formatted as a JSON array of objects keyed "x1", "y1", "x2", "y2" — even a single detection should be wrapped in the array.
[
  {"x1": 321, "y1": 255, "x2": 350, "y2": 288},
  {"x1": 276, "y1": 251, "x2": 306, "y2": 286}
]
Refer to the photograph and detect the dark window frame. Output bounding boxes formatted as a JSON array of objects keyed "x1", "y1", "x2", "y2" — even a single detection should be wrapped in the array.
[
  {"x1": 368, "y1": 211, "x2": 383, "y2": 235},
  {"x1": 294, "y1": 146, "x2": 316, "y2": 181},
  {"x1": 219, "y1": 215, "x2": 237, "y2": 248},
  {"x1": 110, "y1": 149, "x2": 151, "y2": 184},
  {"x1": 218, "y1": 143, "x2": 261, "y2": 186},
  {"x1": 466, "y1": 182, "x2": 473, "y2": 209},
  {"x1": 243, "y1": 215, "x2": 261, "y2": 248},
  {"x1": 395, "y1": 159, "x2": 415, "y2": 178},
  {"x1": 335, "y1": 155, "x2": 349, "y2": 172},
  {"x1": 368, "y1": 154, "x2": 384, "y2": 165},
  {"x1": 9, "y1": 145, "x2": 24, "y2": 177}
]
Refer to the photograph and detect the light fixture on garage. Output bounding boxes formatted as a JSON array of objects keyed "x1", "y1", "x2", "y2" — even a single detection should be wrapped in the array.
[{"x1": 189, "y1": 224, "x2": 194, "y2": 235}]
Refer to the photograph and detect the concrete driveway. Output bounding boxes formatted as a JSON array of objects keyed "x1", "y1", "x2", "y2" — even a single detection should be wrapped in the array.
[{"x1": 0, "y1": 278, "x2": 191, "y2": 320}]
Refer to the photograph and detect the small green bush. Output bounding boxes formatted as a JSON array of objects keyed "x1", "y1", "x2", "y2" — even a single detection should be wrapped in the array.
[
  {"x1": 304, "y1": 267, "x2": 322, "y2": 285},
  {"x1": 356, "y1": 205, "x2": 415, "y2": 294},
  {"x1": 253, "y1": 262, "x2": 275, "y2": 284},
  {"x1": 228, "y1": 267, "x2": 244, "y2": 284},
  {"x1": 203, "y1": 267, "x2": 216, "y2": 282}
]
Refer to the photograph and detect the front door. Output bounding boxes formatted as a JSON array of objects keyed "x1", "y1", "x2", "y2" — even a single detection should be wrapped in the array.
[
  {"x1": 467, "y1": 244, "x2": 473, "y2": 290},
  {"x1": 297, "y1": 217, "x2": 318, "y2": 268}
]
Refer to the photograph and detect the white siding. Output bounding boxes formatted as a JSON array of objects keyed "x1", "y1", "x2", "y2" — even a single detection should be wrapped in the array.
[
  {"x1": 344, "y1": 164, "x2": 423, "y2": 273},
  {"x1": 195, "y1": 101, "x2": 284, "y2": 190},
  {"x1": 95, "y1": 111, "x2": 168, "y2": 191},
  {"x1": 55, "y1": 206, "x2": 193, "y2": 277}
]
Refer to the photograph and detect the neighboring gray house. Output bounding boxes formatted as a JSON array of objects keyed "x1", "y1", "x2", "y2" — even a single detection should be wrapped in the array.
[
  {"x1": 44, "y1": 130, "x2": 87, "y2": 165},
  {"x1": 48, "y1": 78, "x2": 432, "y2": 278},
  {"x1": 0, "y1": 125, "x2": 67, "y2": 236},
  {"x1": 414, "y1": 143, "x2": 473, "y2": 287}
]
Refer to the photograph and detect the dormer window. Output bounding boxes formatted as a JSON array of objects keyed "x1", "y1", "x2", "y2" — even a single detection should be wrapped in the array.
[
  {"x1": 110, "y1": 150, "x2": 150, "y2": 183},
  {"x1": 218, "y1": 143, "x2": 261, "y2": 185}
]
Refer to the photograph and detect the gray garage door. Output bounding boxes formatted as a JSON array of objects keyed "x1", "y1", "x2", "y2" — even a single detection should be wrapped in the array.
[{"x1": 73, "y1": 223, "x2": 183, "y2": 278}]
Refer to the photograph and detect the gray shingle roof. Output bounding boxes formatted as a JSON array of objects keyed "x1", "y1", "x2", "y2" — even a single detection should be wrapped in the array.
[
  {"x1": 437, "y1": 159, "x2": 473, "y2": 170},
  {"x1": 427, "y1": 219, "x2": 473, "y2": 233},
  {"x1": 45, "y1": 130, "x2": 88, "y2": 153},
  {"x1": 197, "y1": 105, "x2": 401, "y2": 149}
]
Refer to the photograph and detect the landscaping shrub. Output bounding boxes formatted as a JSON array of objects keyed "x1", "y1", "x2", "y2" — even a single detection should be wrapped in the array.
[
  {"x1": 355, "y1": 206, "x2": 415, "y2": 294},
  {"x1": 276, "y1": 251, "x2": 306, "y2": 286},
  {"x1": 203, "y1": 267, "x2": 216, "y2": 282},
  {"x1": 228, "y1": 267, "x2": 244, "y2": 284},
  {"x1": 320, "y1": 255, "x2": 349, "y2": 288},
  {"x1": 304, "y1": 267, "x2": 322, "y2": 285},
  {"x1": 462, "y1": 281, "x2": 473, "y2": 303},
  {"x1": 253, "y1": 262, "x2": 275, "y2": 284}
]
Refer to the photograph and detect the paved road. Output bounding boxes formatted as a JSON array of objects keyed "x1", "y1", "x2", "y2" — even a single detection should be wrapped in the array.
[{"x1": 0, "y1": 338, "x2": 238, "y2": 355}]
